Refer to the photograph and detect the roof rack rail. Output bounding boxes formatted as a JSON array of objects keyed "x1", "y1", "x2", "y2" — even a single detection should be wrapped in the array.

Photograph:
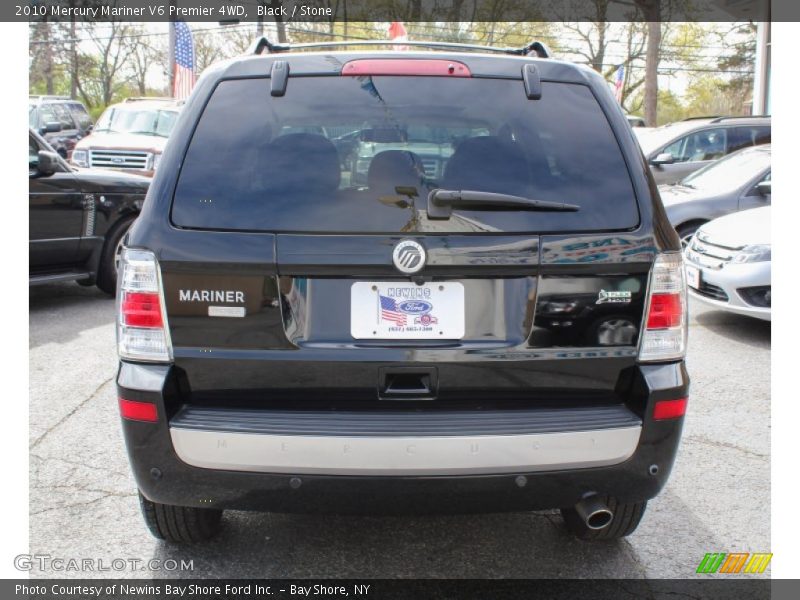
[
  {"x1": 248, "y1": 37, "x2": 551, "y2": 59},
  {"x1": 680, "y1": 115, "x2": 723, "y2": 122},
  {"x1": 709, "y1": 115, "x2": 771, "y2": 123},
  {"x1": 123, "y1": 97, "x2": 175, "y2": 103},
  {"x1": 29, "y1": 95, "x2": 71, "y2": 101}
]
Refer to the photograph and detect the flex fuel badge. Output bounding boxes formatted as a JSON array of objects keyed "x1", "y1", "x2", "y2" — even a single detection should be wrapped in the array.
[{"x1": 596, "y1": 290, "x2": 632, "y2": 304}]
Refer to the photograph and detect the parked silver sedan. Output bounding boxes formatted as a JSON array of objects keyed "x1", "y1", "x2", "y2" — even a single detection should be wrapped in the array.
[
  {"x1": 660, "y1": 144, "x2": 771, "y2": 246},
  {"x1": 684, "y1": 206, "x2": 771, "y2": 321}
]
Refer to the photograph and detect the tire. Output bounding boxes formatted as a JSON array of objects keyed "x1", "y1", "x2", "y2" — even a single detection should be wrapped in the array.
[
  {"x1": 138, "y1": 492, "x2": 223, "y2": 543},
  {"x1": 96, "y1": 217, "x2": 136, "y2": 296},
  {"x1": 560, "y1": 496, "x2": 647, "y2": 541},
  {"x1": 676, "y1": 221, "x2": 705, "y2": 250}
]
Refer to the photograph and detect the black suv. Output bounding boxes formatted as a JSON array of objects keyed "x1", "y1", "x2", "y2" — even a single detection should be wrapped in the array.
[
  {"x1": 29, "y1": 96, "x2": 93, "y2": 158},
  {"x1": 29, "y1": 129, "x2": 149, "y2": 294},
  {"x1": 117, "y1": 40, "x2": 689, "y2": 543}
]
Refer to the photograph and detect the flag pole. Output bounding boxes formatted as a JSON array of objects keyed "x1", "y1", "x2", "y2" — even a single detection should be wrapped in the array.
[{"x1": 168, "y1": 1, "x2": 177, "y2": 98}]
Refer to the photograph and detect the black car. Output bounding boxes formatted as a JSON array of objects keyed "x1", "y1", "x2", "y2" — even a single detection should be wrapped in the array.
[
  {"x1": 117, "y1": 39, "x2": 689, "y2": 543},
  {"x1": 29, "y1": 129, "x2": 149, "y2": 294},
  {"x1": 29, "y1": 96, "x2": 93, "y2": 158}
]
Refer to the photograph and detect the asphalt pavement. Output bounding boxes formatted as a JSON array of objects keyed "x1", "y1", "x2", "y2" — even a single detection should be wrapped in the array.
[{"x1": 28, "y1": 282, "x2": 770, "y2": 579}]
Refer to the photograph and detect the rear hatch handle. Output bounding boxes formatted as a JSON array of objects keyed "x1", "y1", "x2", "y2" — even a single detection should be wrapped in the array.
[{"x1": 379, "y1": 367, "x2": 438, "y2": 400}]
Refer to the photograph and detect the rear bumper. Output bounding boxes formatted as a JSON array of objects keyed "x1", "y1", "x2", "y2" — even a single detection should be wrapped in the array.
[
  {"x1": 170, "y1": 417, "x2": 641, "y2": 477},
  {"x1": 118, "y1": 361, "x2": 688, "y2": 514},
  {"x1": 688, "y1": 287, "x2": 771, "y2": 321}
]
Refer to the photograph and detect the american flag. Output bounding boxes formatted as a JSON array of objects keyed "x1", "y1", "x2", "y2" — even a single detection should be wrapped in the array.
[
  {"x1": 172, "y1": 21, "x2": 196, "y2": 100},
  {"x1": 614, "y1": 65, "x2": 624, "y2": 103},
  {"x1": 379, "y1": 295, "x2": 407, "y2": 326}
]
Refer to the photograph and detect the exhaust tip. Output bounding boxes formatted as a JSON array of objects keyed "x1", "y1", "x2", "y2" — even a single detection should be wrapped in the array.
[
  {"x1": 575, "y1": 495, "x2": 614, "y2": 530},
  {"x1": 585, "y1": 509, "x2": 613, "y2": 530}
]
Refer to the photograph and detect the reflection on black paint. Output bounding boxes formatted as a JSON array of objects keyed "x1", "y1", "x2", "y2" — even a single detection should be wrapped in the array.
[{"x1": 531, "y1": 274, "x2": 646, "y2": 348}]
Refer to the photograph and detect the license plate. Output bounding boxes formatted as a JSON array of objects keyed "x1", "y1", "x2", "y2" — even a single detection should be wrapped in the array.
[
  {"x1": 685, "y1": 265, "x2": 701, "y2": 289},
  {"x1": 350, "y1": 281, "x2": 465, "y2": 339}
]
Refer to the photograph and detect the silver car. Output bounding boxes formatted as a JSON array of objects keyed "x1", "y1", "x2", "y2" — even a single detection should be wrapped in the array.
[
  {"x1": 660, "y1": 144, "x2": 771, "y2": 246},
  {"x1": 635, "y1": 116, "x2": 770, "y2": 185},
  {"x1": 684, "y1": 206, "x2": 770, "y2": 321}
]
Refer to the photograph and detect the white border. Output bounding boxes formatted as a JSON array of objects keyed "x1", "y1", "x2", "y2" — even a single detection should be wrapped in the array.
[
  {"x1": 770, "y1": 21, "x2": 799, "y2": 580},
  {"x1": 1, "y1": 22, "x2": 30, "y2": 579},
  {"x1": 7, "y1": 16, "x2": 796, "y2": 582}
]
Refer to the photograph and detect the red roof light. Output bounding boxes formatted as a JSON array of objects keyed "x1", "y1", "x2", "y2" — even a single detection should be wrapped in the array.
[{"x1": 341, "y1": 59, "x2": 471, "y2": 77}]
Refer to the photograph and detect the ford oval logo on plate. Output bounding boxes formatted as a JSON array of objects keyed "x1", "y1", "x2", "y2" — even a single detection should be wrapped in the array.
[{"x1": 398, "y1": 300, "x2": 432, "y2": 315}]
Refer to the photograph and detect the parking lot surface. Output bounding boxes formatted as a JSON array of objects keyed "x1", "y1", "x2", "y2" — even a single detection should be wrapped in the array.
[{"x1": 29, "y1": 282, "x2": 770, "y2": 578}]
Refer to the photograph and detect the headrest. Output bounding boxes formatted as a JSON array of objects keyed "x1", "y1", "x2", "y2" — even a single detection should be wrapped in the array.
[{"x1": 367, "y1": 150, "x2": 426, "y2": 192}]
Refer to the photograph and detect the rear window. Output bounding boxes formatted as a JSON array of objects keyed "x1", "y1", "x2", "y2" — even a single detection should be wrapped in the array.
[
  {"x1": 68, "y1": 103, "x2": 93, "y2": 129},
  {"x1": 50, "y1": 104, "x2": 76, "y2": 130},
  {"x1": 172, "y1": 76, "x2": 638, "y2": 233}
]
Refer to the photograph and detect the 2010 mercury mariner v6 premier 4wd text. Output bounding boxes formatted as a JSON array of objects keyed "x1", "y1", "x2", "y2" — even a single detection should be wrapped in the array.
[{"x1": 116, "y1": 38, "x2": 689, "y2": 543}]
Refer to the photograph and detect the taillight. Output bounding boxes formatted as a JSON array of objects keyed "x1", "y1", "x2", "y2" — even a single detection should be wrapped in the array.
[
  {"x1": 646, "y1": 293, "x2": 682, "y2": 329},
  {"x1": 120, "y1": 292, "x2": 163, "y2": 327},
  {"x1": 117, "y1": 248, "x2": 172, "y2": 362},
  {"x1": 639, "y1": 253, "x2": 687, "y2": 362}
]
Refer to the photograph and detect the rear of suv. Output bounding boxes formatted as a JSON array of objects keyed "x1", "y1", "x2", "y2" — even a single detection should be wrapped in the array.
[{"x1": 117, "y1": 39, "x2": 689, "y2": 543}]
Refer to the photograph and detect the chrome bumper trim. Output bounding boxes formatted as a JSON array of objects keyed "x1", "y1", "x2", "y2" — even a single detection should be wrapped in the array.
[{"x1": 170, "y1": 426, "x2": 641, "y2": 476}]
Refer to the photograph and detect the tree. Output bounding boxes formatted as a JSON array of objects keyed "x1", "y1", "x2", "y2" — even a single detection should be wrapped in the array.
[
  {"x1": 73, "y1": 22, "x2": 142, "y2": 107},
  {"x1": 683, "y1": 76, "x2": 737, "y2": 116},
  {"x1": 128, "y1": 27, "x2": 164, "y2": 96},
  {"x1": 633, "y1": 0, "x2": 663, "y2": 127},
  {"x1": 618, "y1": 21, "x2": 649, "y2": 110},
  {"x1": 192, "y1": 30, "x2": 227, "y2": 74},
  {"x1": 213, "y1": 24, "x2": 260, "y2": 58},
  {"x1": 29, "y1": 21, "x2": 66, "y2": 95},
  {"x1": 617, "y1": 0, "x2": 697, "y2": 125},
  {"x1": 715, "y1": 22, "x2": 757, "y2": 114},
  {"x1": 559, "y1": 0, "x2": 612, "y2": 73},
  {"x1": 627, "y1": 87, "x2": 686, "y2": 124}
]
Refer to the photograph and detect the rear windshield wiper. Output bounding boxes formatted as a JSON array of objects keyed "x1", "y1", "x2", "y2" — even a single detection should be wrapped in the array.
[{"x1": 427, "y1": 189, "x2": 579, "y2": 219}]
